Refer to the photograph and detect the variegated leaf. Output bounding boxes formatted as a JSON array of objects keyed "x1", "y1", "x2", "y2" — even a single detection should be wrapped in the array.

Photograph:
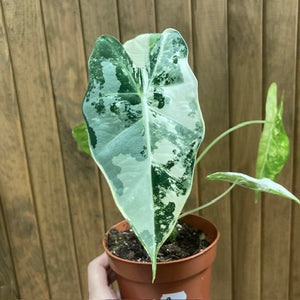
[
  {"x1": 207, "y1": 172, "x2": 300, "y2": 204},
  {"x1": 82, "y1": 28, "x2": 204, "y2": 279},
  {"x1": 256, "y1": 83, "x2": 290, "y2": 180}
]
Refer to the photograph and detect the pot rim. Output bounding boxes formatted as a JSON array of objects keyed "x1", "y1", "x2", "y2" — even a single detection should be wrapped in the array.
[{"x1": 103, "y1": 214, "x2": 220, "y2": 266}]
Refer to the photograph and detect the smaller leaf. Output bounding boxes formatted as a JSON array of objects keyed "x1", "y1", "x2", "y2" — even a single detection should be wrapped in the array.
[
  {"x1": 206, "y1": 172, "x2": 300, "y2": 204},
  {"x1": 72, "y1": 123, "x2": 91, "y2": 156},
  {"x1": 256, "y1": 83, "x2": 289, "y2": 180}
]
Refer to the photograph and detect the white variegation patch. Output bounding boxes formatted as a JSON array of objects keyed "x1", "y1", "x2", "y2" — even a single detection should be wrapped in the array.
[
  {"x1": 100, "y1": 61, "x2": 121, "y2": 93},
  {"x1": 82, "y1": 28, "x2": 205, "y2": 280},
  {"x1": 124, "y1": 33, "x2": 153, "y2": 67}
]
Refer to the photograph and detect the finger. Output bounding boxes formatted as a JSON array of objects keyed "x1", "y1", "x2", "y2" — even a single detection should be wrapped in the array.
[
  {"x1": 95, "y1": 253, "x2": 116, "y2": 285},
  {"x1": 88, "y1": 253, "x2": 118, "y2": 299},
  {"x1": 96, "y1": 252, "x2": 110, "y2": 269},
  {"x1": 88, "y1": 253, "x2": 109, "y2": 284}
]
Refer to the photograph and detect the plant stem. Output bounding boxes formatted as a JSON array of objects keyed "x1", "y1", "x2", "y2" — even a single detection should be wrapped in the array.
[
  {"x1": 179, "y1": 183, "x2": 236, "y2": 219},
  {"x1": 168, "y1": 225, "x2": 178, "y2": 242},
  {"x1": 196, "y1": 120, "x2": 266, "y2": 165}
]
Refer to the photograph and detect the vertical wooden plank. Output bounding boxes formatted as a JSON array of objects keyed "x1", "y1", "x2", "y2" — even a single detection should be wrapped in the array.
[
  {"x1": 40, "y1": 1, "x2": 106, "y2": 298},
  {"x1": 2, "y1": 0, "x2": 81, "y2": 298},
  {"x1": 228, "y1": 0, "x2": 262, "y2": 299},
  {"x1": 192, "y1": 1, "x2": 232, "y2": 299},
  {"x1": 290, "y1": 5, "x2": 300, "y2": 298},
  {"x1": 0, "y1": 198, "x2": 19, "y2": 299},
  {"x1": 290, "y1": 207, "x2": 300, "y2": 299},
  {"x1": 155, "y1": 0, "x2": 199, "y2": 213},
  {"x1": 262, "y1": 0, "x2": 298, "y2": 298},
  {"x1": 0, "y1": 3, "x2": 49, "y2": 298},
  {"x1": 80, "y1": 0, "x2": 119, "y2": 56},
  {"x1": 117, "y1": 0, "x2": 156, "y2": 42},
  {"x1": 80, "y1": 0, "x2": 123, "y2": 230}
]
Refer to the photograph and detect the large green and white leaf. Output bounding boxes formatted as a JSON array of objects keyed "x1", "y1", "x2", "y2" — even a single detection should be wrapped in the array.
[
  {"x1": 256, "y1": 83, "x2": 289, "y2": 180},
  {"x1": 207, "y1": 172, "x2": 300, "y2": 204},
  {"x1": 82, "y1": 28, "x2": 204, "y2": 279}
]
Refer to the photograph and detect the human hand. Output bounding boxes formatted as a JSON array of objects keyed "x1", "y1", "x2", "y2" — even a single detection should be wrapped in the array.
[{"x1": 88, "y1": 253, "x2": 120, "y2": 299}]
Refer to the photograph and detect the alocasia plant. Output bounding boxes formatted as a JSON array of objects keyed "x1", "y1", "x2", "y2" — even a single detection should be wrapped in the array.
[
  {"x1": 73, "y1": 28, "x2": 299, "y2": 280},
  {"x1": 79, "y1": 29, "x2": 204, "y2": 279}
]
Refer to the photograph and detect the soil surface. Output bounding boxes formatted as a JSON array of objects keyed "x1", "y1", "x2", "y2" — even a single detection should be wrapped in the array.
[{"x1": 106, "y1": 221, "x2": 210, "y2": 262}]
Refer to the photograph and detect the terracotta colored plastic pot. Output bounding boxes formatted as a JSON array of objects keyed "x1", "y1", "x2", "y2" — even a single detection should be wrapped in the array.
[{"x1": 103, "y1": 214, "x2": 220, "y2": 300}]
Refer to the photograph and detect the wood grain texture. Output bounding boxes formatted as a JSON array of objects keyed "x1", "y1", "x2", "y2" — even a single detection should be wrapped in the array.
[
  {"x1": 117, "y1": 0, "x2": 156, "y2": 42},
  {"x1": 228, "y1": 0, "x2": 263, "y2": 299},
  {"x1": 290, "y1": 202, "x2": 300, "y2": 300},
  {"x1": 192, "y1": 1, "x2": 232, "y2": 299},
  {"x1": 80, "y1": 0, "x2": 119, "y2": 58},
  {"x1": 290, "y1": 4, "x2": 300, "y2": 298},
  {"x1": 0, "y1": 3, "x2": 49, "y2": 298},
  {"x1": 155, "y1": 0, "x2": 199, "y2": 212},
  {"x1": 40, "y1": 0, "x2": 107, "y2": 298},
  {"x1": 261, "y1": 1, "x2": 298, "y2": 299},
  {"x1": 0, "y1": 198, "x2": 19, "y2": 299},
  {"x1": 2, "y1": 0, "x2": 81, "y2": 298}
]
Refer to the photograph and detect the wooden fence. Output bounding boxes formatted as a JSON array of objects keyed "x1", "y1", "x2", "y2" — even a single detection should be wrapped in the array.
[{"x1": 0, "y1": 0, "x2": 299, "y2": 299}]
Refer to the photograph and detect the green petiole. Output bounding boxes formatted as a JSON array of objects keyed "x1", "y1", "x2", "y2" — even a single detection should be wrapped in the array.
[
  {"x1": 179, "y1": 183, "x2": 237, "y2": 219},
  {"x1": 196, "y1": 120, "x2": 266, "y2": 165}
]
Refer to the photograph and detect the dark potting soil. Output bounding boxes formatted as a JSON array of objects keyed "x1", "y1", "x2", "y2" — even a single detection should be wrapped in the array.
[{"x1": 106, "y1": 221, "x2": 210, "y2": 262}]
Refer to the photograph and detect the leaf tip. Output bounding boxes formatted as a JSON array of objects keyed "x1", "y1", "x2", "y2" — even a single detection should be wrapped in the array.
[
  {"x1": 269, "y1": 82, "x2": 277, "y2": 92},
  {"x1": 294, "y1": 196, "x2": 300, "y2": 205}
]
